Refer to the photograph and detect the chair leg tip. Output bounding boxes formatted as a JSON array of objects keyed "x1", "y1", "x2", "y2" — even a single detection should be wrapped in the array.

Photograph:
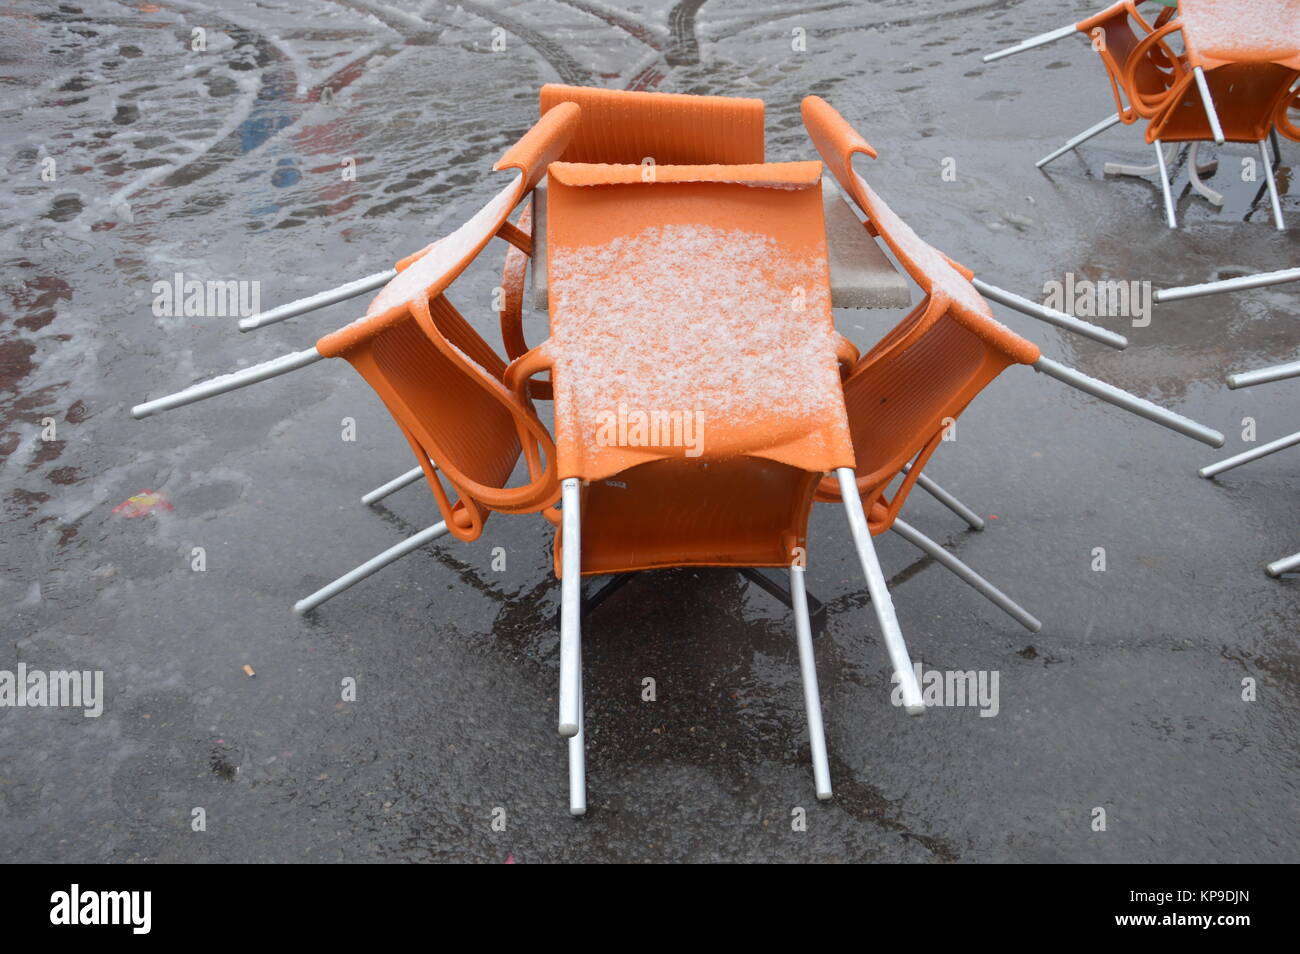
[
  {"x1": 816, "y1": 790, "x2": 833, "y2": 801},
  {"x1": 569, "y1": 804, "x2": 587, "y2": 817},
  {"x1": 905, "y1": 704, "x2": 926, "y2": 717},
  {"x1": 558, "y1": 722, "x2": 579, "y2": 738}
]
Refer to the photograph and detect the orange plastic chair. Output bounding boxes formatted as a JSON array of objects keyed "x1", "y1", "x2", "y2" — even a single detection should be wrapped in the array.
[
  {"x1": 800, "y1": 94, "x2": 1224, "y2": 630},
  {"x1": 1079, "y1": 1, "x2": 1182, "y2": 123},
  {"x1": 987, "y1": 1, "x2": 1183, "y2": 168},
  {"x1": 1112, "y1": 4, "x2": 1294, "y2": 227},
  {"x1": 132, "y1": 103, "x2": 581, "y2": 614}
]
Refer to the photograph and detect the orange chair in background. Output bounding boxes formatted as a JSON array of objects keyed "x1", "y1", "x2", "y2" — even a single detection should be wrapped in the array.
[
  {"x1": 985, "y1": 0, "x2": 1298, "y2": 228},
  {"x1": 1116, "y1": 17, "x2": 1297, "y2": 227},
  {"x1": 986, "y1": 1, "x2": 1184, "y2": 169}
]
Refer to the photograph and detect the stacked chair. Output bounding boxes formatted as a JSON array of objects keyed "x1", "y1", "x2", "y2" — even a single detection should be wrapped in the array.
[
  {"x1": 986, "y1": 0, "x2": 1298, "y2": 228},
  {"x1": 133, "y1": 86, "x2": 1226, "y2": 815}
]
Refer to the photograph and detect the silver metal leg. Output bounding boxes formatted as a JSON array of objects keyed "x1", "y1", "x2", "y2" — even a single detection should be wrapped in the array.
[
  {"x1": 1035, "y1": 113, "x2": 1122, "y2": 169},
  {"x1": 1260, "y1": 140, "x2": 1286, "y2": 231},
  {"x1": 983, "y1": 23, "x2": 1079, "y2": 63},
  {"x1": 558, "y1": 478, "x2": 582, "y2": 737},
  {"x1": 293, "y1": 521, "x2": 450, "y2": 615},
  {"x1": 1266, "y1": 550, "x2": 1300, "y2": 578},
  {"x1": 835, "y1": 468, "x2": 924, "y2": 715},
  {"x1": 1228, "y1": 360, "x2": 1300, "y2": 390},
  {"x1": 972, "y1": 278, "x2": 1128, "y2": 350},
  {"x1": 238, "y1": 269, "x2": 397, "y2": 332},
  {"x1": 1193, "y1": 66, "x2": 1226, "y2": 145},
  {"x1": 568, "y1": 665, "x2": 587, "y2": 816},
  {"x1": 901, "y1": 463, "x2": 985, "y2": 531},
  {"x1": 362, "y1": 464, "x2": 428, "y2": 505},
  {"x1": 132, "y1": 347, "x2": 323, "y2": 418},
  {"x1": 1032, "y1": 357, "x2": 1224, "y2": 447},
  {"x1": 1154, "y1": 139, "x2": 1178, "y2": 228},
  {"x1": 890, "y1": 518, "x2": 1042, "y2": 633},
  {"x1": 1198, "y1": 429, "x2": 1300, "y2": 479},
  {"x1": 1155, "y1": 266, "x2": 1300, "y2": 302},
  {"x1": 1187, "y1": 142, "x2": 1224, "y2": 205},
  {"x1": 790, "y1": 564, "x2": 832, "y2": 800}
]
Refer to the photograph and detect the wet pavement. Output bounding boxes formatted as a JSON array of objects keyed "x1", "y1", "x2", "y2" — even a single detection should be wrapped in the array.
[{"x1": 1, "y1": 0, "x2": 1297, "y2": 862}]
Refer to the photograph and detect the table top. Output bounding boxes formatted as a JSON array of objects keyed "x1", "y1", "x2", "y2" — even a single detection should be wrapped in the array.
[
  {"x1": 530, "y1": 180, "x2": 911, "y2": 312},
  {"x1": 542, "y1": 164, "x2": 857, "y2": 482},
  {"x1": 1178, "y1": 0, "x2": 1300, "y2": 69}
]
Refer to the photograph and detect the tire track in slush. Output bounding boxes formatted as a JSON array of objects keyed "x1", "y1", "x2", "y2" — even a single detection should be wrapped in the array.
[
  {"x1": 112, "y1": 0, "x2": 417, "y2": 210},
  {"x1": 454, "y1": 0, "x2": 594, "y2": 86}
]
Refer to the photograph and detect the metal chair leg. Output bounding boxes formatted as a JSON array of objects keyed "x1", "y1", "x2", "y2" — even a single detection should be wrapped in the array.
[
  {"x1": 361, "y1": 464, "x2": 427, "y2": 505},
  {"x1": 558, "y1": 478, "x2": 583, "y2": 737},
  {"x1": 568, "y1": 664, "x2": 587, "y2": 816},
  {"x1": 1035, "y1": 113, "x2": 1122, "y2": 169},
  {"x1": 1266, "y1": 550, "x2": 1300, "y2": 578},
  {"x1": 1155, "y1": 267, "x2": 1300, "y2": 303},
  {"x1": 1193, "y1": 66, "x2": 1226, "y2": 144},
  {"x1": 293, "y1": 521, "x2": 450, "y2": 615},
  {"x1": 901, "y1": 463, "x2": 985, "y2": 530},
  {"x1": 890, "y1": 519, "x2": 1041, "y2": 632},
  {"x1": 1198, "y1": 429, "x2": 1300, "y2": 479},
  {"x1": 1228, "y1": 360, "x2": 1300, "y2": 390},
  {"x1": 835, "y1": 468, "x2": 924, "y2": 715},
  {"x1": 972, "y1": 278, "x2": 1128, "y2": 349},
  {"x1": 238, "y1": 270, "x2": 397, "y2": 332},
  {"x1": 790, "y1": 565, "x2": 832, "y2": 799},
  {"x1": 1260, "y1": 140, "x2": 1286, "y2": 230},
  {"x1": 1154, "y1": 139, "x2": 1178, "y2": 228},
  {"x1": 1032, "y1": 357, "x2": 1224, "y2": 447},
  {"x1": 132, "y1": 348, "x2": 324, "y2": 418}
]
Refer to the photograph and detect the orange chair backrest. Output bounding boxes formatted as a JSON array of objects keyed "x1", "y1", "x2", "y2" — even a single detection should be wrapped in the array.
[
  {"x1": 313, "y1": 107, "x2": 579, "y2": 540},
  {"x1": 1078, "y1": 2, "x2": 1182, "y2": 121},
  {"x1": 828, "y1": 295, "x2": 1030, "y2": 531},
  {"x1": 800, "y1": 96, "x2": 1041, "y2": 532},
  {"x1": 539, "y1": 83, "x2": 765, "y2": 164},
  {"x1": 1144, "y1": 60, "x2": 1298, "y2": 143},
  {"x1": 330, "y1": 294, "x2": 556, "y2": 543}
]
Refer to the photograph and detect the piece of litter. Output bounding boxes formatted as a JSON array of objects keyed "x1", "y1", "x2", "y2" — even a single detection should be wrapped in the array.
[
  {"x1": 112, "y1": 490, "x2": 172, "y2": 518},
  {"x1": 243, "y1": 664, "x2": 256, "y2": 677}
]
